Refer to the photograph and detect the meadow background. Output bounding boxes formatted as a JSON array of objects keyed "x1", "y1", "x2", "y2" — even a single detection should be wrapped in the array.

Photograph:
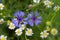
[{"x1": 0, "y1": 0, "x2": 60, "y2": 40}]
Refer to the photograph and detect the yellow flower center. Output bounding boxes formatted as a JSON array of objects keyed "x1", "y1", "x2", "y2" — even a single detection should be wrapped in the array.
[
  {"x1": 1, "y1": 37, "x2": 5, "y2": 40},
  {"x1": 0, "y1": 5, "x2": 3, "y2": 8},
  {"x1": 10, "y1": 23, "x2": 14, "y2": 28},
  {"x1": 28, "y1": 30, "x2": 31, "y2": 34},
  {"x1": 42, "y1": 32, "x2": 47, "y2": 37},
  {"x1": 17, "y1": 30, "x2": 21, "y2": 34}
]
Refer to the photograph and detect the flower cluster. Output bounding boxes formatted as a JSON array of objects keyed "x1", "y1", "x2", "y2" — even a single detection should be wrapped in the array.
[
  {"x1": 12, "y1": 11, "x2": 42, "y2": 27},
  {"x1": 7, "y1": 11, "x2": 41, "y2": 36},
  {"x1": 40, "y1": 28, "x2": 58, "y2": 39}
]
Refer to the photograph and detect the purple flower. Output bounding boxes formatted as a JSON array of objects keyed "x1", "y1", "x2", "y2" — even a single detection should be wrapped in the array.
[
  {"x1": 27, "y1": 11, "x2": 42, "y2": 26},
  {"x1": 12, "y1": 11, "x2": 28, "y2": 28}
]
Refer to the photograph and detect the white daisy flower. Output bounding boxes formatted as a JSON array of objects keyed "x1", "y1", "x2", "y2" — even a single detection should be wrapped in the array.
[
  {"x1": 44, "y1": 0, "x2": 54, "y2": 8},
  {"x1": 20, "y1": 24, "x2": 25, "y2": 30},
  {"x1": 40, "y1": 30, "x2": 49, "y2": 38},
  {"x1": 0, "y1": 19, "x2": 4, "y2": 24},
  {"x1": 26, "y1": 28, "x2": 33, "y2": 36},
  {"x1": 9, "y1": 22, "x2": 15, "y2": 30},
  {"x1": 54, "y1": 6, "x2": 60, "y2": 11},
  {"x1": 0, "y1": 3, "x2": 4, "y2": 10},
  {"x1": 0, "y1": 35, "x2": 7, "y2": 40},
  {"x1": 33, "y1": 0, "x2": 40, "y2": 3},
  {"x1": 15, "y1": 28, "x2": 22, "y2": 36}
]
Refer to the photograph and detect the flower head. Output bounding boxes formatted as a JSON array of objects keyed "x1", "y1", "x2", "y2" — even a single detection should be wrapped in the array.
[
  {"x1": 8, "y1": 22, "x2": 15, "y2": 30},
  {"x1": 0, "y1": 3, "x2": 4, "y2": 10},
  {"x1": 54, "y1": 5, "x2": 60, "y2": 11},
  {"x1": 27, "y1": 11, "x2": 42, "y2": 26},
  {"x1": 33, "y1": 0, "x2": 40, "y2": 3},
  {"x1": 40, "y1": 30, "x2": 49, "y2": 38},
  {"x1": 0, "y1": 19, "x2": 4, "y2": 24},
  {"x1": 0, "y1": 35, "x2": 7, "y2": 40},
  {"x1": 26, "y1": 28, "x2": 33, "y2": 36},
  {"x1": 50, "y1": 28, "x2": 58, "y2": 36},
  {"x1": 44, "y1": 0, "x2": 54, "y2": 8},
  {"x1": 12, "y1": 11, "x2": 28, "y2": 28},
  {"x1": 15, "y1": 28, "x2": 22, "y2": 36}
]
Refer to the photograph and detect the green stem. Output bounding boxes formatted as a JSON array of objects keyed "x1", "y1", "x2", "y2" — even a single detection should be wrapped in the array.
[
  {"x1": 51, "y1": 12, "x2": 56, "y2": 23},
  {"x1": 17, "y1": 36, "x2": 19, "y2": 40},
  {"x1": 21, "y1": 36, "x2": 23, "y2": 40},
  {"x1": 25, "y1": 28, "x2": 27, "y2": 40}
]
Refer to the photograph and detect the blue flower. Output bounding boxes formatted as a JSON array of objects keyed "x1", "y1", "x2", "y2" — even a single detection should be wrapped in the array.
[
  {"x1": 12, "y1": 11, "x2": 28, "y2": 28},
  {"x1": 27, "y1": 11, "x2": 42, "y2": 26}
]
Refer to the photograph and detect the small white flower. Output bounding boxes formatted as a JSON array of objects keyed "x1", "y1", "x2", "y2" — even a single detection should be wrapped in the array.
[
  {"x1": 0, "y1": 35, "x2": 7, "y2": 40},
  {"x1": 51, "y1": 28, "x2": 58, "y2": 36},
  {"x1": 44, "y1": 0, "x2": 54, "y2": 8},
  {"x1": 15, "y1": 28, "x2": 22, "y2": 36},
  {"x1": 54, "y1": 6, "x2": 60, "y2": 11},
  {"x1": 40, "y1": 30, "x2": 49, "y2": 38},
  {"x1": 20, "y1": 24, "x2": 25, "y2": 30},
  {"x1": 0, "y1": 3, "x2": 4, "y2": 10},
  {"x1": 0, "y1": 19, "x2": 4, "y2": 24},
  {"x1": 33, "y1": 0, "x2": 40, "y2": 3},
  {"x1": 26, "y1": 28, "x2": 33, "y2": 36},
  {"x1": 9, "y1": 22, "x2": 15, "y2": 30}
]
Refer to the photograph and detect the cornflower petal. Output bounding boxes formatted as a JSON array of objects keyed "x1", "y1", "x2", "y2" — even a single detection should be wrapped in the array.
[
  {"x1": 12, "y1": 18, "x2": 18, "y2": 27},
  {"x1": 35, "y1": 20, "x2": 41, "y2": 25},
  {"x1": 28, "y1": 20, "x2": 34, "y2": 26}
]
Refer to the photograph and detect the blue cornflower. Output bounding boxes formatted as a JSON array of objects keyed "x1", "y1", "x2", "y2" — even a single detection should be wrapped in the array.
[
  {"x1": 27, "y1": 11, "x2": 42, "y2": 26},
  {"x1": 12, "y1": 11, "x2": 28, "y2": 28}
]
